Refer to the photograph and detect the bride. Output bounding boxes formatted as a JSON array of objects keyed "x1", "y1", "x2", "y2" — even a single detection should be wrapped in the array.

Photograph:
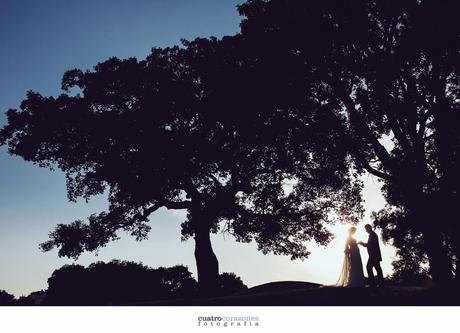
[{"x1": 334, "y1": 226, "x2": 366, "y2": 287}]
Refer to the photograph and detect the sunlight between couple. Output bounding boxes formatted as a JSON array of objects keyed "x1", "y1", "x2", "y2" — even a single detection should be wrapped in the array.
[{"x1": 333, "y1": 224, "x2": 384, "y2": 288}]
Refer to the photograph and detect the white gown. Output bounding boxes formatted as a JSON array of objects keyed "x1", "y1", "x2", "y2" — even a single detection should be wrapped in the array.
[{"x1": 334, "y1": 236, "x2": 366, "y2": 287}]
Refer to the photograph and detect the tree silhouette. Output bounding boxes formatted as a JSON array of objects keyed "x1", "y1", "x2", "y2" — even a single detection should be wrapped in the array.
[
  {"x1": 46, "y1": 264, "x2": 88, "y2": 305},
  {"x1": 373, "y1": 207, "x2": 431, "y2": 285},
  {"x1": 218, "y1": 272, "x2": 248, "y2": 296},
  {"x1": 0, "y1": 36, "x2": 362, "y2": 294},
  {"x1": 237, "y1": 0, "x2": 459, "y2": 285},
  {"x1": 43, "y1": 260, "x2": 248, "y2": 305},
  {"x1": 45, "y1": 261, "x2": 198, "y2": 305}
]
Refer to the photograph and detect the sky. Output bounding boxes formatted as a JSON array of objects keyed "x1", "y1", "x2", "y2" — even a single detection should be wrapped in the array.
[{"x1": 0, "y1": 0, "x2": 395, "y2": 297}]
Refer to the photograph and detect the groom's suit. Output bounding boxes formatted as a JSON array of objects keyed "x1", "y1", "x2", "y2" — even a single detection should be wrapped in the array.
[{"x1": 365, "y1": 231, "x2": 383, "y2": 286}]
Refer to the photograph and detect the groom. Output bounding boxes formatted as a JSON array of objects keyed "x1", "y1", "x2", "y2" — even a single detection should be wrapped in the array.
[{"x1": 358, "y1": 224, "x2": 384, "y2": 287}]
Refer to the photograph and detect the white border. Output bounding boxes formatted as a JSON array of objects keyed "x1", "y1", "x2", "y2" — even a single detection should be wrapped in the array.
[{"x1": 1, "y1": 306, "x2": 459, "y2": 333}]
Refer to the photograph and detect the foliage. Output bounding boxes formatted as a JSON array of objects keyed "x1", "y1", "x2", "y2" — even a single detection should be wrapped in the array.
[
  {"x1": 372, "y1": 206, "x2": 431, "y2": 285},
  {"x1": 42, "y1": 260, "x2": 247, "y2": 304},
  {"x1": 217, "y1": 272, "x2": 248, "y2": 295},
  {"x1": 45, "y1": 260, "x2": 197, "y2": 305},
  {"x1": 0, "y1": 290, "x2": 15, "y2": 305},
  {"x1": 0, "y1": 29, "x2": 363, "y2": 294},
  {"x1": 237, "y1": 0, "x2": 460, "y2": 283},
  {"x1": 4, "y1": 0, "x2": 457, "y2": 288}
]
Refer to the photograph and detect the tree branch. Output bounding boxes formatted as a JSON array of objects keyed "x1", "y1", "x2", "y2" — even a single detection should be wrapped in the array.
[
  {"x1": 132, "y1": 203, "x2": 163, "y2": 222},
  {"x1": 160, "y1": 199, "x2": 192, "y2": 210},
  {"x1": 417, "y1": 111, "x2": 431, "y2": 139},
  {"x1": 384, "y1": 101, "x2": 413, "y2": 154},
  {"x1": 132, "y1": 199, "x2": 191, "y2": 223},
  {"x1": 362, "y1": 162, "x2": 392, "y2": 180},
  {"x1": 333, "y1": 81, "x2": 397, "y2": 175},
  {"x1": 206, "y1": 172, "x2": 222, "y2": 188}
]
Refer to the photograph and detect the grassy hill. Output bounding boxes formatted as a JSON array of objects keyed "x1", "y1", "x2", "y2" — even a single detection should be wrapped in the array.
[{"x1": 132, "y1": 281, "x2": 460, "y2": 306}]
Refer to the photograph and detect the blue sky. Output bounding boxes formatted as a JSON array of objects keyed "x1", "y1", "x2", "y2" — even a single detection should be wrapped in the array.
[{"x1": 0, "y1": 0, "x2": 394, "y2": 297}]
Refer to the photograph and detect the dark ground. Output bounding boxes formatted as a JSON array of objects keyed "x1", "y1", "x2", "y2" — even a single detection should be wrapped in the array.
[{"x1": 132, "y1": 281, "x2": 460, "y2": 306}]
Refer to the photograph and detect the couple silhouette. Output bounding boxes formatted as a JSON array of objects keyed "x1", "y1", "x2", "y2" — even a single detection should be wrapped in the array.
[{"x1": 334, "y1": 224, "x2": 384, "y2": 288}]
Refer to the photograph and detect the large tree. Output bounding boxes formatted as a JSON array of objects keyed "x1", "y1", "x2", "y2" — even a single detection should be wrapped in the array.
[
  {"x1": 0, "y1": 37, "x2": 361, "y2": 294},
  {"x1": 237, "y1": 0, "x2": 459, "y2": 284}
]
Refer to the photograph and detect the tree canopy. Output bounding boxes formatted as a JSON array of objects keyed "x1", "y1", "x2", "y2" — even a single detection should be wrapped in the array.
[
  {"x1": 0, "y1": 35, "x2": 362, "y2": 294},
  {"x1": 3, "y1": 0, "x2": 456, "y2": 289},
  {"x1": 237, "y1": 0, "x2": 459, "y2": 283}
]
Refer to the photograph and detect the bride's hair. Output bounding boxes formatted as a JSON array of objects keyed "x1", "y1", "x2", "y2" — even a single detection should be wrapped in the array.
[{"x1": 348, "y1": 226, "x2": 357, "y2": 234}]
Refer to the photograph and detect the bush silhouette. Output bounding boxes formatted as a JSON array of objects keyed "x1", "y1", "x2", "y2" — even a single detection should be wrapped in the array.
[
  {"x1": 0, "y1": 290, "x2": 15, "y2": 305},
  {"x1": 45, "y1": 260, "x2": 199, "y2": 305},
  {"x1": 218, "y1": 272, "x2": 248, "y2": 296},
  {"x1": 42, "y1": 260, "x2": 247, "y2": 305}
]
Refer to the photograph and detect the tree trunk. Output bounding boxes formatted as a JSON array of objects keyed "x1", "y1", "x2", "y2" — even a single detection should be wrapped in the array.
[
  {"x1": 426, "y1": 195, "x2": 457, "y2": 285},
  {"x1": 446, "y1": 214, "x2": 460, "y2": 282},
  {"x1": 439, "y1": 195, "x2": 460, "y2": 282},
  {"x1": 194, "y1": 217, "x2": 219, "y2": 296},
  {"x1": 421, "y1": 228, "x2": 454, "y2": 286},
  {"x1": 409, "y1": 194, "x2": 454, "y2": 286},
  {"x1": 450, "y1": 236, "x2": 460, "y2": 281}
]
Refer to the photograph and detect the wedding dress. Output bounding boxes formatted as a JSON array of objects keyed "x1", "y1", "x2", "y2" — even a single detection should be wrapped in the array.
[{"x1": 334, "y1": 236, "x2": 366, "y2": 287}]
